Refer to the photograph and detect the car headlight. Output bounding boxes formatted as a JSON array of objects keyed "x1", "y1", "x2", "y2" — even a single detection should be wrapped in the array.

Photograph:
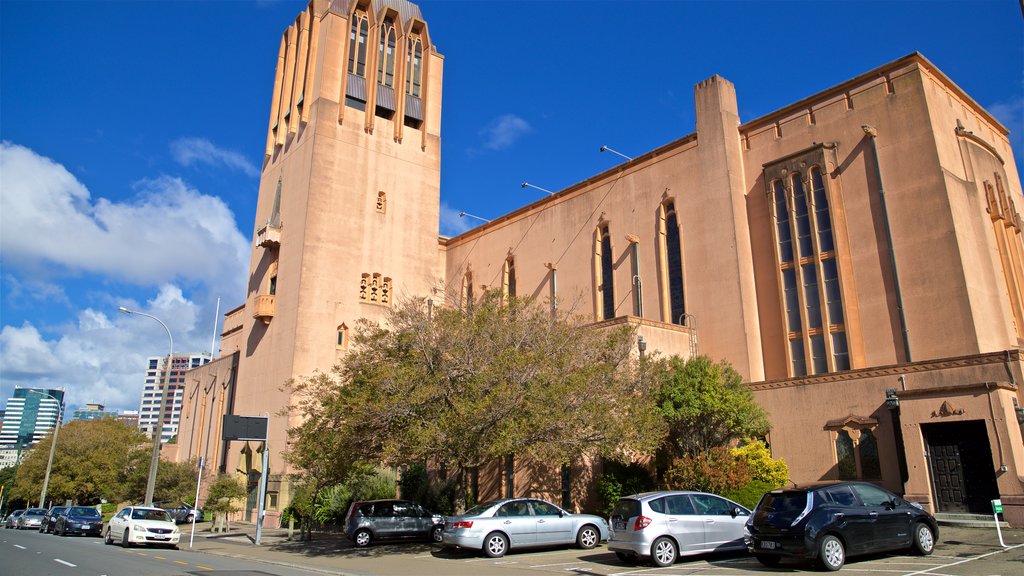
[{"x1": 134, "y1": 524, "x2": 146, "y2": 531}]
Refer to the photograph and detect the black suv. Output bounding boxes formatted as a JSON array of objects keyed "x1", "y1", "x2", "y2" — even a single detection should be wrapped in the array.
[
  {"x1": 343, "y1": 499, "x2": 444, "y2": 547},
  {"x1": 746, "y1": 481, "x2": 938, "y2": 571}
]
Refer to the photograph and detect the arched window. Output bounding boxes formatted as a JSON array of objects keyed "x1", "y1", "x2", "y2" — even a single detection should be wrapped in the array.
[
  {"x1": 835, "y1": 430, "x2": 856, "y2": 480},
  {"x1": 406, "y1": 36, "x2": 422, "y2": 98},
  {"x1": 597, "y1": 224, "x2": 615, "y2": 320},
  {"x1": 348, "y1": 12, "x2": 368, "y2": 78},
  {"x1": 377, "y1": 17, "x2": 396, "y2": 88},
  {"x1": 336, "y1": 324, "x2": 349, "y2": 350},
  {"x1": 504, "y1": 257, "x2": 517, "y2": 299},
  {"x1": 661, "y1": 201, "x2": 685, "y2": 324},
  {"x1": 462, "y1": 272, "x2": 474, "y2": 308},
  {"x1": 767, "y1": 160, "x2": 848, "y2": 377}
]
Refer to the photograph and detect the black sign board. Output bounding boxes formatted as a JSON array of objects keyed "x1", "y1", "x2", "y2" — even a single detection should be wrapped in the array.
[{"x1": 222, "y1": 415, "x2": 268, "y2": 441}]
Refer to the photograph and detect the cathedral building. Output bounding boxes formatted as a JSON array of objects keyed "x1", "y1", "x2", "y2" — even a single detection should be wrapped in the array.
[{"x1": 175, "y1": 0, "x2": 1024, "y2": 526}]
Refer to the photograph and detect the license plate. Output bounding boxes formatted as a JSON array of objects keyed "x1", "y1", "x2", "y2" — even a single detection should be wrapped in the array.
[
  {"x1": 613, "y1": 520, "x2": 626, "y2": 530},
  {"x1": 759, "y1": 540, "x2": 778, "y2": 550}
]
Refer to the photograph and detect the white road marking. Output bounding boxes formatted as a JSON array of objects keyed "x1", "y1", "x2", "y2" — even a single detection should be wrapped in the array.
[
  {"x1": 13, "y1": 544, "x2": 26, "y2": 549},
  {"x1": 55, "y1": 559, "x2": 76, "y2": 567},
  {"x1": 531, "y1": 561, "x2": 586, "y2": 567},
  {"x1": 903, "y1": 543, "x2": 1024, "y2": 576}
]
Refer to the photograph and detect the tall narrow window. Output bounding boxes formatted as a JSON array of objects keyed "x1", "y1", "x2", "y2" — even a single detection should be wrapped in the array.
[
  {"x1": 336, "y1": 324, "x2": 349, "y2": 350},
  {"x1": 767, "y1": 159, "x2": 848, "y2": 377},
  {"x1": 835, "y1": 431, "x2": 856, "y2": 480},
  {"x1": 598, "y1": 225, "x2": 615, "y2": 320},
  {"x1": 504, "y1": 455, "x2": 514, "y2": 498},
  {"x1": 986, "y1": 176, "x2": 1024, "y2": 337},
  {"x1": 505, "y1": 257, "x2": 517, "y2": 299},
  {"x1": 376, "y1": 191, "x2": 386, "y2": 213},
  {"x1": 406, "y1": 37, "x2": 422, "y2": 98},
  {"x1": 662, "y1": 201, "x2": 686, "y2": 324},
  {"x1": 377, "y1": 17, "x2": 396, "y2": 87},
  {"x1": 348, "y1": 13, "x2": 368, "y2": 78}
]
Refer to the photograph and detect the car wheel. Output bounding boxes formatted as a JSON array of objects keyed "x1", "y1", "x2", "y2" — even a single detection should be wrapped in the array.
[
  {"x1": 756, "y1": 554, "x2": 782, "y2": 567},
  {"x1": 576, "y1": 524, "x2": 599, "y2": 549},
  {"x1": 431, "y1": 525, "x2": 443, "y2": 543},
  {"x1": 911, "y1": 522, "x2": 935, "y2": 555},
  {"x1": 121, "y1": 528, "x2": 133, "y2": 548},
  {"x1": 353, "y1": 528, "x2": 372, "y2": 548},
  {"x1": 615, "y1": 551, "x2": 637, "y2": 564},
  {"x1": 104, "y1": 528, "x2": 113, "y2": 545},
  {"x1": 483, "y1": 531, "x2": 509, "y2": 558},
  {"x1": 818, "y1": 534, "x2": 845, "y2": 571},
  {"x1": 651, "y1": 536, "x2": 677, "y2": 567}
]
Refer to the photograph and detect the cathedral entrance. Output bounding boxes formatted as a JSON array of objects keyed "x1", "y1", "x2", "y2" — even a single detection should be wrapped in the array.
[{"x1": 923, "y1": 420, "x2": 999, "y2": 514}]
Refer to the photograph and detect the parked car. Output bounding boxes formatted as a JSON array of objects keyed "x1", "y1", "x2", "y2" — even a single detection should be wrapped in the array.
[
  {"x1": 441, "y1": 498, "x2": 608, "y2": 558},
  {"x1": 55, "y1": 506, "x2": 104, "y2": 537},
  {"x1": 40, "y1": 506, "x2": 69, "y2": 533},
  {"x1": 161, "y1": 502, "x2": 203, "y2": 524},
  {"x1": 745, "y1": 481, "x2": 938, "y2": 571},
  {"x1": 608, "y1": 491, "x2": 751, "y2": 567},
  {"x1": 103, "y1": 506, "x2": 180, "y2": 549},
  {"x1": 3, "y1": 510, "x2": 25, "y2": 529},
  {"x1": 17, "y1": 508, "x2": 47, "y2": 530},
  {"x1": 344, "y1": 499, "x2": 444, "y2": 547}
]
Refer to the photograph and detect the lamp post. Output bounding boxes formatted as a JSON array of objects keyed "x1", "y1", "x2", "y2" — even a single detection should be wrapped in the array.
[
  {"x1": 458, "y1": 211, "x2": 492, "y2": 224},
  {"x1": 599, "y1": 145, "x2": 633, "y2": 161},
  {"x1": 119, "y1": 306, "x2": 173, "y2": 506},
  {"x1": 33, "y1": 390, "x2": 63, "y2": 508},
  {"x1": 521, "y1": 182, "x2": 555, "y2": 196}
]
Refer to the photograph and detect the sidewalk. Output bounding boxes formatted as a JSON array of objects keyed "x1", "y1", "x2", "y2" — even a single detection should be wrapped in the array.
[{"x1": 184, "y1": 521, "x2": 1024, "y2": 576}]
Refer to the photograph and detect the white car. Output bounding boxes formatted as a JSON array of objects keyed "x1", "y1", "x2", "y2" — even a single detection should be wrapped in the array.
[{"x1": 104, "y1": 506, "x2": 180, "y2": 549}]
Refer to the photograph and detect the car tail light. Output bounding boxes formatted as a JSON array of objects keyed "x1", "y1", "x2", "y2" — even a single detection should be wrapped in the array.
[
  {"x1": 633, "y1": 515, "x2": 652, "y2": 530},
  {"x1": 451, "y1": 521, "x2": 473, "y2": 529}
]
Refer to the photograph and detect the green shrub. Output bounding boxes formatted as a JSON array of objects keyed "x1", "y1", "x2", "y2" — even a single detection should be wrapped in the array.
[
  {"x1": 732, "y1": 440, "x2": 788, "y2": 486},
  {"x1": 662, "y1": 447, "x2": 750, "y2": 495},
  {"x1": 595, "y1": 460, "x2": 654, "y2": 517},
  {"x1": 397, "y1": 463, "x2": 459, "y2": 514},
  {"x1": 723, "y1": 479, "x2": 776, "y2": 510}
]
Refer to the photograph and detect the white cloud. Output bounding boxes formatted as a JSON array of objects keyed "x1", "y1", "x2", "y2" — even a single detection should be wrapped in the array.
[
  {"x1": 438, "y1": 203, "x2": 476, "y2": 237},
  {"x1": 479, "y1": 114, "x2": 532, "y2": 151},
  {"x1": 170, "y1": 137, "x2": 260, "y2": 178},
  {"x1": 0, "y1": 142, "x2": 250, "y2": 413},
  {"x1": 0, "y1": 285, "x2": 212, "y2": 413},
  {"x1": 0, "y1": 142, "x2": 249, "y2": 295}
]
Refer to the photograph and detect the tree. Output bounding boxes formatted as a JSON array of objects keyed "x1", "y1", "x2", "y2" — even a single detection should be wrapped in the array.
[
  {"x1": 10, "y1": 419, "x2": 150, "y2": 505},
  {"x1": 285, "y1": 291, "x2": 665, "y2": 511},
  {"x1": 203, "y1": 474, "x2": 246, "y2": 532},
  {"x1": 653, "y1": 355, "x2": 771, "y2": 463}
]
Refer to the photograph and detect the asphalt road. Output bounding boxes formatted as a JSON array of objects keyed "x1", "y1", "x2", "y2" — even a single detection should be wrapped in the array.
[{"x1": 0, "y1": 526, "x2": 323, "y2": 576}]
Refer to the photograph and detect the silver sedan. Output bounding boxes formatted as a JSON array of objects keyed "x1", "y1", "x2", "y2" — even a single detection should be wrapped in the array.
[{"x1": 442, "y1": 498, "x2": 608, "y2": 558}]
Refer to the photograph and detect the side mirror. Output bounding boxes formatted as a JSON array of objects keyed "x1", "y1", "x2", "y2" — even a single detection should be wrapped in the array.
[{"x1": 732, "y1": 507, "x2": 743, "y2": 517}]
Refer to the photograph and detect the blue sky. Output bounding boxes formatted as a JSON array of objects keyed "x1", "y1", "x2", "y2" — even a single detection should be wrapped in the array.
[{"x1": 1, "y1": 0, "x2": 1022, "y2": 416}]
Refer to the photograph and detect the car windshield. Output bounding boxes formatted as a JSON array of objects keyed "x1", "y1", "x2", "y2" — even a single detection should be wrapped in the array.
[
  {"x1": 131, "y1": 509, "x2": 172, "y2": 522},
  {"x1": 611, "y1": 498, "x2": 641, "y2": 521},
  {"x1": 463, "y1": 501, "x2": 501, "y2": 517},
  {"x1": 26, "y1": 508, "x2": 47, "y2": 515},
  {"x1": 68, "y1": 507, "x2": 100, "y2": 517}
]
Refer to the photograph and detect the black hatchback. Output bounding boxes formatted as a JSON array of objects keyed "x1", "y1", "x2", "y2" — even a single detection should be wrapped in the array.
[{"x1": 746, "y1": 481, "x2": 938, "y2": 571}]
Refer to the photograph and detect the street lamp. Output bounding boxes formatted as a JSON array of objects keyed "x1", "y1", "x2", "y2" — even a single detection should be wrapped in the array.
[
  {"x1": 119, "y1": 306, "x2": 173, "y2": 506},
  {"x1": 599, "y1": 145, "x2": 633, "y2": 161},
  {"x1": 458, "y1": 211, "x2": 492, "y2": 224},
  {"x1": 521, "y1": 182, "x2": 555, "y2": 196},
  {"x1": 32, "y1": 390, "x2": 63, "y2": 508}
]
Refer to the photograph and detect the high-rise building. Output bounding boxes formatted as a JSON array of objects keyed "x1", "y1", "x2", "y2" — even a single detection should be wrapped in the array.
[
  {"x1": 0, "y1": 387, "x2": 65, "y2": 448},
  {"x1": 71, "y1": 403, "x2": 118, "y2": 421},
  {"x1": 117, "y1": 410, "x2": 140, "y2": 430},
  {"x1": 173, "y1": 0, "x2": 1024, "y2": 526},
  {"x1": 138, "y1": 354, "x2": 211, "y2": 443}
]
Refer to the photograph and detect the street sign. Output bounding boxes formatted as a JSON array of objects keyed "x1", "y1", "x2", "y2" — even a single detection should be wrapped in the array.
[
  {"x1": 222, "y1": 415, "x2": 268, "y2": 441},
  {"x1": 992, "y1": 499, "x2": 1003, "y2": 514}
]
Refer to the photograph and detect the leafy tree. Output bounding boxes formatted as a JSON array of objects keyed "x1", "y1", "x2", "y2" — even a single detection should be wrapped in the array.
[
  {"x1": 203, "y1": 474, "x2": 246, "y2": 532},
  {"x1": 10, "y1": 419, "x2": 150, "y2": 505},
  {"x1": 285, "y1": 292, "x2": 664, "y2": 512},
  {"x1": 653, "y1": 355, "x2": 771, "y2": 463}
]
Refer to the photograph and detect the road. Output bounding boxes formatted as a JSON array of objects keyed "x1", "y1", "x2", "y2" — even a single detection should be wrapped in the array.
[{"x1": 0, "y1": 526, "x2": 322, "y2": 576}]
